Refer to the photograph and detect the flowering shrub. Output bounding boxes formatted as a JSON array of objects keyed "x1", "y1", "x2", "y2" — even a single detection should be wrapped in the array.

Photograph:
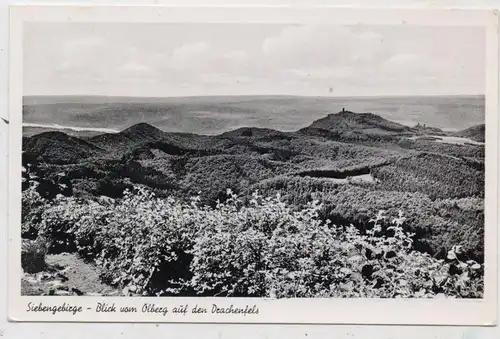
[
  {"x1": 187, "y1": 191, "x2": 483, "y2": 298},
  {"x1": 21, "y1": 167, "x2": 72, "y2": 239},
  {"x1": 21, "y1": 182, "x2": 46, "y2": 239},
  {"x1": 38, "y1": 187, "x2": 203, "y2": 295},
  {"x1": 78, "y1": 187, "x2": 204, "y2": 295},
  {"x1": 37, "y1": 195, "x2": 95, "y2": 253},
  {"x1": 22, "y1": 185, "x2": 484, "y2": 298}
]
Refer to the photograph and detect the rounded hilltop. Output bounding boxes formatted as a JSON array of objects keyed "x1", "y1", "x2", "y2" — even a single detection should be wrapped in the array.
[
  {"x1": 121, "y1": 122, "x2": 165, "y2": 140},
  {"x1": 307, "y1": 109, "x2": 412, "y2": 133}
]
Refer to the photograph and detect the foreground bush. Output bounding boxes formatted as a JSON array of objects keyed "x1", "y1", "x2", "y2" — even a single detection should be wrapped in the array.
[
  {"x1": 21, "y1": 181, "x2": 46, "y2": 240},
  {"x1": 23, "y1": 186, "x2": 484, "y2": 298},
  {"x1": 21, "y1": 238, "x2": 47, "y2": 273},
  {"x1": 255, "y1": 176, "x2": 484, "y2": 262},
  {"x1": 187, "y1": 191, "x2": 483, "y2": 298}
]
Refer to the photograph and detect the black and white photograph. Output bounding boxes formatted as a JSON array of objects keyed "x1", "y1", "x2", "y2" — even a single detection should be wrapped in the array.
[{"x1": 8, "y1": 5, "x2": 499, "y2": 325}]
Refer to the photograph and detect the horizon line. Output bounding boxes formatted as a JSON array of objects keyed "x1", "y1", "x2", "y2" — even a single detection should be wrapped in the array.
[{"x1": 22, "y1": 93, "x2": 486, "y2": 100}]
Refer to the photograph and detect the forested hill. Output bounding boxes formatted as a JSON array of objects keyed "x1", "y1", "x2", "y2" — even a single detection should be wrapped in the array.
[
  {"x1": 22, "y1": 110, "x2": 485, "y2": 167},
  {"x1": 305, "y1": 110, "x2": 412, "y2": 132},
  {"x1": 22, "y1": 110, "x2": 486, "y2": 262},
  {"x1": 453, "y1": 124, "x2": 485, "y2": 142}
]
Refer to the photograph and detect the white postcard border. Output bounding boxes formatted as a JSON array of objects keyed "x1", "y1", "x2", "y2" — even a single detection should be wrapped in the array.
[{"x1": 7, "y1": 5, "x2": 499, "y2": 325}]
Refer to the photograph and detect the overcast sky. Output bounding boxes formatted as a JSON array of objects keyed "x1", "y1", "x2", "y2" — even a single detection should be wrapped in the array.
[{"x1": 23, "y1": 23, "x2": 485, "y2": 97}]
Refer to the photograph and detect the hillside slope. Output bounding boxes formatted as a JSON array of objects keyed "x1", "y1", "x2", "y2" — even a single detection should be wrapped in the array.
[
  {"x1": 453, "y1": 124, "x2": 485, "y2": 142},
  {"x1": 23, "y1": 131, "x2": 106, "y2": 164},
  {"x1": 298, "y1": 110, "x2": 416, "y2": 142}
]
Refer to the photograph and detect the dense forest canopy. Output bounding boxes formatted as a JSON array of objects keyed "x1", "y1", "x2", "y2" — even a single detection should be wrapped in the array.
[{"x1": 22, "y1": 110, "x2": 485, "y2": 264}]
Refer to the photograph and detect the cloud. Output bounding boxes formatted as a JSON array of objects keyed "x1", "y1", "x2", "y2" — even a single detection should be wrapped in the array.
[
  {"x1": 382, "y1": 53, "x2": 451, "y2": 80},
  {"x1": 223, "y1": 50, "x2": 249, "y2": 62},
  {"x1": 258, "y1": 25, "x2": 482, "y2": 95},
  {"x1": 222, "y1": 50, "x2": 251, "y2": 70},
  {"x1": 169, "y1": 42, "x2": 212, "y2": 70},
  {"x1": 261, "y1": 25, "x2": 387, "y2": 69},
  {"x1": 54, "y1": 36, "x2": 157, "y2": 83},
  {"x1": 174, "y1": 41, "x2": 210, "y2": 57},
  {"x1": 116, "y1": 62, "x2": 153, "y2": 77},
  {"x1": 23, "y1": 23, "x2": 485, "y2": 96},
  {"x1": 59, "y1": 36, "x2": 106, "y2": 68}
]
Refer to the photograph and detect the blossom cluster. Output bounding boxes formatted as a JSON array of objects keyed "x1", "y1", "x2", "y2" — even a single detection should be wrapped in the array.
[{"x1": 22, "y1": 185, "x2": 483, "y2": 298}]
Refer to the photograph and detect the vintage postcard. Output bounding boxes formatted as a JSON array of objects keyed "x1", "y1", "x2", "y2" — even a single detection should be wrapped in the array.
[{"x1": 7, "y1": 5, "x2": 499, "y2": 325}]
